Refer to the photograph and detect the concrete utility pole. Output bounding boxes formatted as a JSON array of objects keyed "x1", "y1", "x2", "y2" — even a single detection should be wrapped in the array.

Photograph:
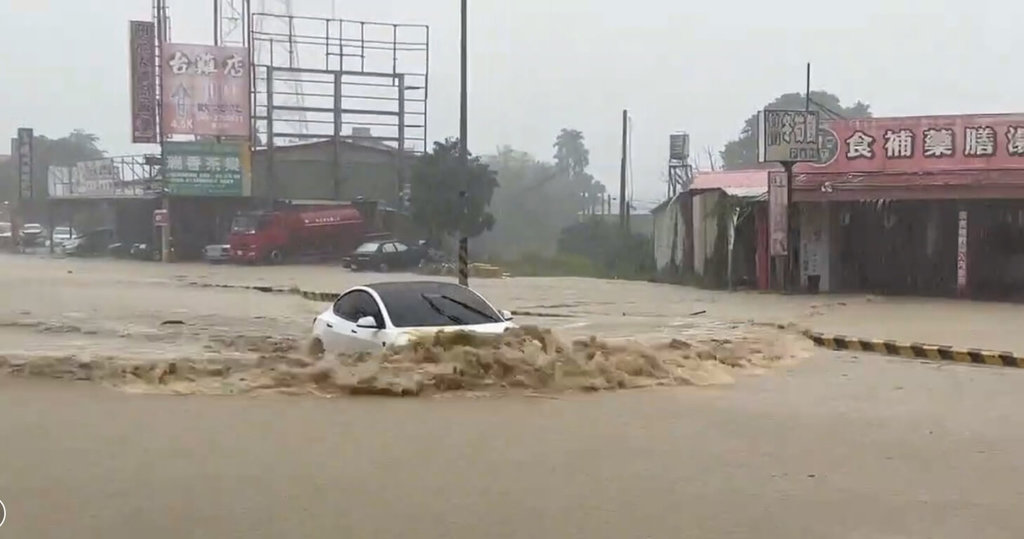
[
  {"x1": 619, "y1": 109, "x2": 628, "y2": 232},
  {"x1": 457, "y1": 0, "x2": 470, "y2": 286}
]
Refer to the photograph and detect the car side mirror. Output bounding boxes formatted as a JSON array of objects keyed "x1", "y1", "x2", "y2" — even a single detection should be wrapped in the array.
[
  {"x1": 356, "y1": 315, "x2": 379, "y2": 329},
  {"x1": 499, "y1": 309, "x2": 514, "y2": 321}
]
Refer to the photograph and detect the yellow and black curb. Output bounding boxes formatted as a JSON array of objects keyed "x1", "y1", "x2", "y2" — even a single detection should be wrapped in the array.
[
  {"x1": 802, "y1": 330, "x2": 1024, "y2": 368},
  {"x1": 196, "y1": 282, "x2": 1024, "y2": 368}
]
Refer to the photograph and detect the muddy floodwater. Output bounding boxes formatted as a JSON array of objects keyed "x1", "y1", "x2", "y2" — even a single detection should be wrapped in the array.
[{"x1": 3, "y1": 254, "x2": 1024, "y2": 538}]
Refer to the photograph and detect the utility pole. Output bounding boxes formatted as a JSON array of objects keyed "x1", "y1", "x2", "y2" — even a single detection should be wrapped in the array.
[
  {"x1": 619, "y1": 109, "x2": 628, "y2": 232},
  {"x1": 457, "y1": 0, "x2": 470, "y2": 286},
  {"x1": 156, "y1": 0, "x2": 171, "y2": 263}
]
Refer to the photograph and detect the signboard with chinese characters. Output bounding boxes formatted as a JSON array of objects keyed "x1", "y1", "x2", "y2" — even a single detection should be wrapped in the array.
[
  {"x1": 47, "y1": 160, "x2": 160, "y2": 198},
  {"x1": 16, "y1": 128, "x2": 33, "y2": 201},
  {"x1": 163, "y1": 141, "x2": 251, "y2": 197},
  {"x1": 129, "y1": 21, "x2": 158, "y2": 143},
  {"x1": 757, "y1": 109, "x2": 821, "y2": 163},
  {"x1": 957, "y1": 210, "x2": 968, "y2": 296},
  {"x1": 768, "y1": 171, "x2": 788, "y2": 256},
  {"x1": 160, "y1": 43, "x2": 250, "y2": 138},
  {"x1": 801, "y1": 113, "x2": 1024, "y2": 173}
]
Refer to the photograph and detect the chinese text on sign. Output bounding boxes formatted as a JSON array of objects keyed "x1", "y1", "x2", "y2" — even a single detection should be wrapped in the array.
[
  {"x1": 758, "y1": 109, "x2": 821, "y2": 163},
  {"x1": 160, "y1": 43, "x2": 251, "y2": 138}
]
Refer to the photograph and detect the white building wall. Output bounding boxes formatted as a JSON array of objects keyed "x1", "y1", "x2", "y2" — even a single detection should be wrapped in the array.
[
  {"x1": 799, "y1": 202, "x2": 832, "y2": 292},
  {"x1": 652, "y1": 196, "x2": 686, "y2": 273}
]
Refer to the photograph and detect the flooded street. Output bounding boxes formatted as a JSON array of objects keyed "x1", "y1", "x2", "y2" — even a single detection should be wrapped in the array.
[{"x1": 3, "y1": 254, "x2": 1024, "y2": 537}]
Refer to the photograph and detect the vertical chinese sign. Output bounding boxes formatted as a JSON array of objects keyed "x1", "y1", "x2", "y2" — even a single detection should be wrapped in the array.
[
  {"x1": 129, "y1": 21, "x2": 158, "y2": 143},
  {"x1": 16, "y1": 128, "x2": 33, "y2": 201},
  {"x1": 160, "y1": 43, "x2": 250, "y2": 138},
  {"x1": 957, "y1": 210, "x2": 968, "y2": 297},
  {"x1": 163, "y1": 141, "x2": 251, "y2": 196},
  {"x1": 768, "y1": 171, "x2": 788, "y2": 256}
]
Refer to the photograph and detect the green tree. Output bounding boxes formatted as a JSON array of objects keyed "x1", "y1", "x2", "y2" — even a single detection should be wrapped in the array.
[
  {"x1": 410, "y1": 138, "x2": 498, "y2": 240},
  {"x1": 553, "y1": 128, "x2": 590, "y2": 179},
  {"x1": 477, "y1": 146, "x2": 577, "y2": 257},
  {"x1": 719, "y1": 91, "x2": 872, "y2": 170},
  {"x1": 553, "y1": 128, "x2": 605, "y2": 213}
]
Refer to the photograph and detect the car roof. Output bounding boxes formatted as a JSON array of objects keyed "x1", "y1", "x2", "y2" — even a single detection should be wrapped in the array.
[{"x1": 363, "y1": 280, "x2": 473, "y2": 295}]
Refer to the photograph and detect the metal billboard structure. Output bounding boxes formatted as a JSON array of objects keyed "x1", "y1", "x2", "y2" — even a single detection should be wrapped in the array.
[
  {"x1": 250, "y1": 13, "x2": 430, "y2": 152},
  {"x1": 216, "y1": 0, "x2": 430, "y2": 152}
]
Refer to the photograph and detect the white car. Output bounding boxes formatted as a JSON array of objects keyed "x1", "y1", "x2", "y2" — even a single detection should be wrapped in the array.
[{"x1": 311, "y1": 280, "x2": 517, "y2": 355}]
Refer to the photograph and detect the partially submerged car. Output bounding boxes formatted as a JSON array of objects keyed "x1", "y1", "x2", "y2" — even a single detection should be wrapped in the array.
[
  {"x1": 19, "y1": 223, "x2": 45, "y2": 247},
  {"x1": 310, "y1": 280, "x2": 516, "y2": 355},
  {"x1": 343, "y1": 240, "x2": 426, "y2": 272},
  {"x1": 63, "y1": 228, "x2": 116, "y2": 256},
  {"x1": 0, "y1": 222, "x2": 12, "y2": 248},
  {"x1": 52, "y1": 225, "x2": 77, "y2": 245}
]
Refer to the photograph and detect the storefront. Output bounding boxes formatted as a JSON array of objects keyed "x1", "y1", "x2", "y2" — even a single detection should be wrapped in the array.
[{"x1": 785, "y1": 113, "x2": 1024, "y2": 298}]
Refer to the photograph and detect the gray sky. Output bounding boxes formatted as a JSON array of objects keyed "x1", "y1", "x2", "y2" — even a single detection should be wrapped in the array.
[{"x1": 2, "y1": 0, "x2": 1021, "y2": 205}]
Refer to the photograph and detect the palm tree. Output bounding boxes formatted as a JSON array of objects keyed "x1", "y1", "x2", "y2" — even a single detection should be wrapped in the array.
[{"x1": 553, "y1": 128, "x2": 590, "y2": 180}]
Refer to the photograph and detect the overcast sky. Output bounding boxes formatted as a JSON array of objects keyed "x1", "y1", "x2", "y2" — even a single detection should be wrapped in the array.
[{"x1": 2, "y1": 0, "x2": 1022, "y2": 205}]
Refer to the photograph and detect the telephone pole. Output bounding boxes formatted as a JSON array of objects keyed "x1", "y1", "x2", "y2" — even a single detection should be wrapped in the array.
[
  {"x1": 619, "y1": 109, "x2": 628, "y2": 231},
  {"x1": 457, "y1": 0, "x2": 470, "y2": 286}
]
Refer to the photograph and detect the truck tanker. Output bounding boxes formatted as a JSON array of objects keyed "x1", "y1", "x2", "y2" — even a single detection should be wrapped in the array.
[{"x1": 228, "y1": 204, "x2": 367, "y2": 264}]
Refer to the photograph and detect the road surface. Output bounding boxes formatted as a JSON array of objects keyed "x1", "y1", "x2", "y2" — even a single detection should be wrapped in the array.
[{"x1": 2, "y1": 254, "x2": 1023, "y2": 537}]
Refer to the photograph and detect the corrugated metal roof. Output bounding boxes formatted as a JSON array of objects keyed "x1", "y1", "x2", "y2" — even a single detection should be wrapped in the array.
[
  {"x1": 690, "y1": 170, "x2": 768, "y2": 191},
  {"x1": 722, "y1": 186, "x2": 767, "y2": 199}
]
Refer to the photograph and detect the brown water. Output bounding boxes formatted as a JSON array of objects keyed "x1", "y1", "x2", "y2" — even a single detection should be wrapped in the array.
[{"x1": 3, "y1": 254, "x2": 1024, "y2": 537}]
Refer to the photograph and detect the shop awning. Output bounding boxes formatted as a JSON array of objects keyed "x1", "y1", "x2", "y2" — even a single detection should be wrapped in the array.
[{"x1": 792, "y1": 169, "x2": 1024, "y2": 201}]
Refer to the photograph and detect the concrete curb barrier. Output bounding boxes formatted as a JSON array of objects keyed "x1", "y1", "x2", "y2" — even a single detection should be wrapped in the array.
[{"x1": 802, "y1": 330, "x2": 1024, "y2": 368}]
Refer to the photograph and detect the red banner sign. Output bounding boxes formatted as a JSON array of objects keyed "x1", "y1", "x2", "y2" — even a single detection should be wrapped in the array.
[
  {"x1": 129, "y1": 21, "x2": 158, "y2": 144},
  {"x1": 799, "y1": 113, "x2": 1024, "y2": 174},
  {"x1": 153, "y1": 209, "x2": 169, "y2": 227},
  {"x1": 768, "y1": 171, "x2": 788, "y2": 256}
]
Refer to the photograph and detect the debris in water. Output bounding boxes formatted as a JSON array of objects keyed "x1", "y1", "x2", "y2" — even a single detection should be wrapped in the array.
[{"x1": 0, "y1": 325, "x2": 809, "y2": 398}]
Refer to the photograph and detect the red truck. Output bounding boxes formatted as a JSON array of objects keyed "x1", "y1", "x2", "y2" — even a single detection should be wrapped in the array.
[{"x1": 228, "y1": 204, "x2": 367, "y2": 264}]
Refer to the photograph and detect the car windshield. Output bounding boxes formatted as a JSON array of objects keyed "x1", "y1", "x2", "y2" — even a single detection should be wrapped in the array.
[
  {"x1": 23, "y1": 224, "x2": 42, "y2": 232},
  {"x1": 231, "y1": 215, "x2": 258, "y2": 233},
  {"x1": 355, "y1": 242, "x2": 380, "y2": 254},
  {"x1": 372, "y1": 282, "x2": 502, "y2": 328}
]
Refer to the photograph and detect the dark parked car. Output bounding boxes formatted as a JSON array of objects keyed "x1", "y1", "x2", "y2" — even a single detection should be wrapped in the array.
[
  {"x1": 64, "y1": 228, "x2": 116, "y2": 256},
  {"x1": 344, "y1": 240, "x2": 426, "y2": 272}
]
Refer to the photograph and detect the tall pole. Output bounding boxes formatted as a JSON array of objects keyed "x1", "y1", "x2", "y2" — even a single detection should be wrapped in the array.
[
  {"x1": 619, "y1": 109, "x2": 628, "y2": 231},
  {"x1": 804, "y1": 62, "x2": 811, "y2": 111},
  {"x1": 156, "y1": 0, "x2": 171, "y2": 263},
  {"x1": 457, "y1": 0, "x2": 470, "y2": 286}
]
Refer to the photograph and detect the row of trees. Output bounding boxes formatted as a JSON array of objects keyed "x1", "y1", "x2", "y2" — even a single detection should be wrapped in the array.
[{"x1": 409, "y1": 127, "x2": 611, "y2": 259}]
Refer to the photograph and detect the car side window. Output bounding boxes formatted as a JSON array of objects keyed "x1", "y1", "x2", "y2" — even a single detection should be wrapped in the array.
[
  {"x1": 332, "y1": 291, "x2": 382, "y2": 323},
  {"x1": 394, "y1": 243, "x2": 408, "y2": 252},
  {"x1": 382, "y1": 243, "x2": 397, "y2": 254}
]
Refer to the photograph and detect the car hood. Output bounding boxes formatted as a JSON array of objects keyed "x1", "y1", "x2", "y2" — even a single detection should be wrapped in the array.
[{"x1": 392, "y1": 322, "x2": 516, "y2": 343}]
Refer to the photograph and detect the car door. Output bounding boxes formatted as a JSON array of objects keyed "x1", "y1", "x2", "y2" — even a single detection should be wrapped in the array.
[
  {"x1": 346, "y1": 291, "x2": 388, "y2": 350},
  {"x1": 380, "y1": 242, "x2": 399, "y2": 269},
  {"x1": 392, "y1": 242, "x2": 411, "y2": 267},
  {"x1": 325, "y1": 290, "x2": 385, "y2": 352}
]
